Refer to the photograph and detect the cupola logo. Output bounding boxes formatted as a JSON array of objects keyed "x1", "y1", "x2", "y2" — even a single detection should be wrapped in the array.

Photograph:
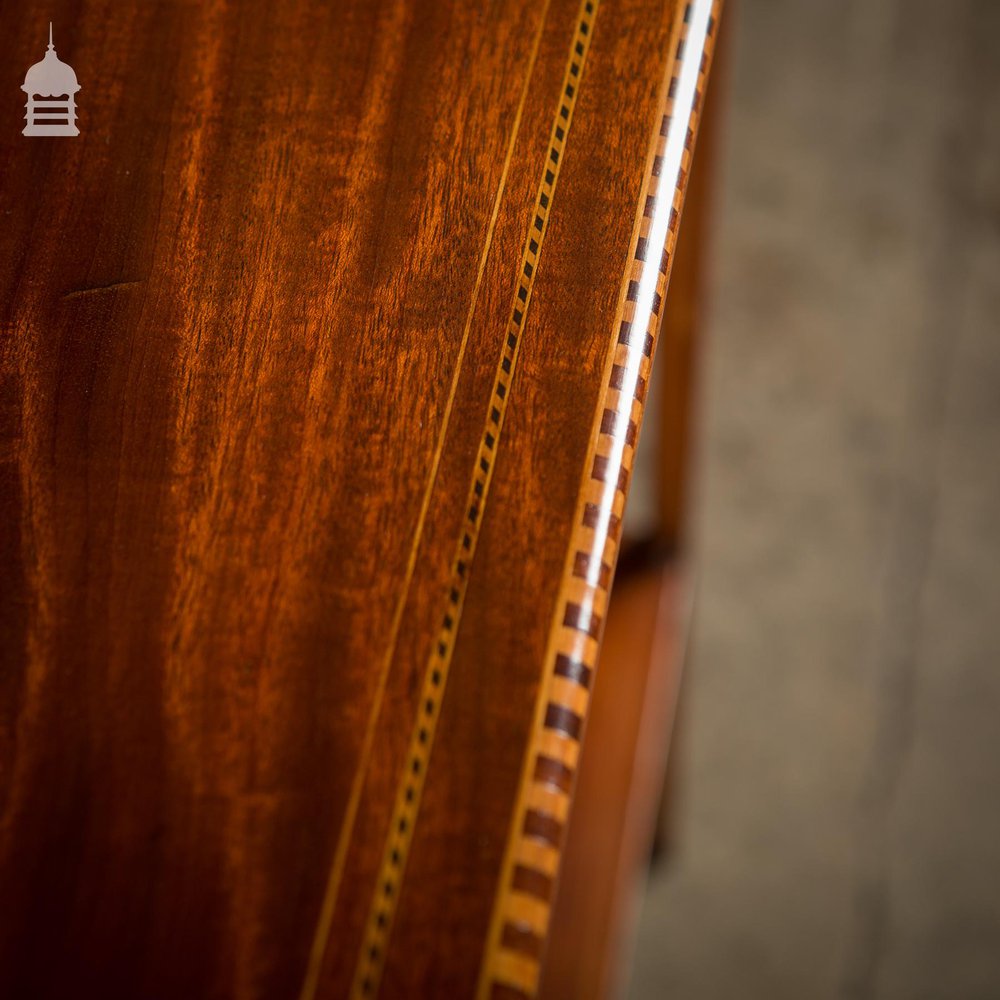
[{"x1": 22, "y1": 23, "x2": 80, "y2": 137}]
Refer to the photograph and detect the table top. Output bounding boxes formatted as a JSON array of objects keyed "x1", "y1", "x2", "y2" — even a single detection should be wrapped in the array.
[{"x1": 0, "y1": 1, "x2": 720, "y2": 996}]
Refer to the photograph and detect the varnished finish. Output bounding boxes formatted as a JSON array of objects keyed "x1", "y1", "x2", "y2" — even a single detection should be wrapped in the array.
[
  {"x1": 0, "y1": 0, "x2": 721, "y2": 996},
  {"x1": 542, "y1": 562, "x2": 688, "y2": 999},
  {"x1": 479, "y1": 3, "x2": 720, "y2": 995}
]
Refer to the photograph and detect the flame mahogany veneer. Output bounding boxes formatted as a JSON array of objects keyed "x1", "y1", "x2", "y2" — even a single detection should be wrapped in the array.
[{"x1": 0, "y1": 0, "x2": 720, "y2": 996}]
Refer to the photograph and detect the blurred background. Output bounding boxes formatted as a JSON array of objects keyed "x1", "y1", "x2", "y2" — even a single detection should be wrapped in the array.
[{"x1": 629, "y1": 0, "x2": 1000, "y2": 997}]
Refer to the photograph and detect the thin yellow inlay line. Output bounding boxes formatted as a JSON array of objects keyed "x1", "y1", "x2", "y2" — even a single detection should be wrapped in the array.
[
  {"x1": 299, "y1": 5, "x2": 553, "y2": 999},
  {"x1": 349, "y1": 1, "x2": 602, "y2": 996}
]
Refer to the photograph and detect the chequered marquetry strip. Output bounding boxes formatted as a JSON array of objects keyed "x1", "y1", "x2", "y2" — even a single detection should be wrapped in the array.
[
  {"x1": 349, "y1": 2, "x2": 602, "y2": 996},
  {"x1": 477, "y1": 2, "x2": 722, "y2": 997}
]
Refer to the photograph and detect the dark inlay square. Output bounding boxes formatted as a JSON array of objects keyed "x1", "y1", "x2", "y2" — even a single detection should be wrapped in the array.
[
  {"x1": 544, "y1": 701, "x2": 583, "y2": 741},
  {"x1": 502, "y1": 357, "x2": 511, "y2": 374},
  {"x1": 491, "y1": 981, "x2": 532, "y2": 1000},
  {"x1": 491, "y1": 406, "x2": 500, "y2": 424},
  {"x1": 555, "y1": 652, "x2": 594, "y2": 689},
  {"x1": 529, "y1": 238, "x2": 539, "y2": 253},
  {"x1": 563, "y1": 601, "x2": 602, "y2": 639},
  {"x1": 501, "y1": 922, "x2": 545, "y2": 961},
  {"x1": 511, "y1": 864, "x2": 554, "y2": 902},
  {"x1": 533, "y1": 754, "x2": 574, "y2": 793},
  {"x1": 523, "y1": 809, "x2": 562, "y2": 848}
]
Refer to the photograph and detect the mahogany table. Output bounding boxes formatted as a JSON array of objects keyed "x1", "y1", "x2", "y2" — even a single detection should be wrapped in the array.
[{"x1": 0, "y1": 1, "x2": 722, "y2": 996}]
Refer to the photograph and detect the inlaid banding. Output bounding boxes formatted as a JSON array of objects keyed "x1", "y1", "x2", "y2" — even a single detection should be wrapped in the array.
[
  {"x1": 346, "y1": 2, "x2": 604, "y2": 996},
  {"x1": 479, "y1": 3, "x2": 723, "y2": 997}
]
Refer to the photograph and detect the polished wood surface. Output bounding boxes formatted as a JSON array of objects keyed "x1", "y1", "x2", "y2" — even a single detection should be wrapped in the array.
[
  {"x1": 539, "y1": 34, "x2": 725, "y2": 989},
  {"x1": 541, "y1": 561, "x2": 689, "y2": 999},
  {"x1": 0, "y1": 1, "x2": 721, "y2": 996}
]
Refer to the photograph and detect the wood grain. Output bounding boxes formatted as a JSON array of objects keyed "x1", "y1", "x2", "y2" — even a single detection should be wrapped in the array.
[{"x1": 0, "y1": 1, "x2": 721, "y2": 996}]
